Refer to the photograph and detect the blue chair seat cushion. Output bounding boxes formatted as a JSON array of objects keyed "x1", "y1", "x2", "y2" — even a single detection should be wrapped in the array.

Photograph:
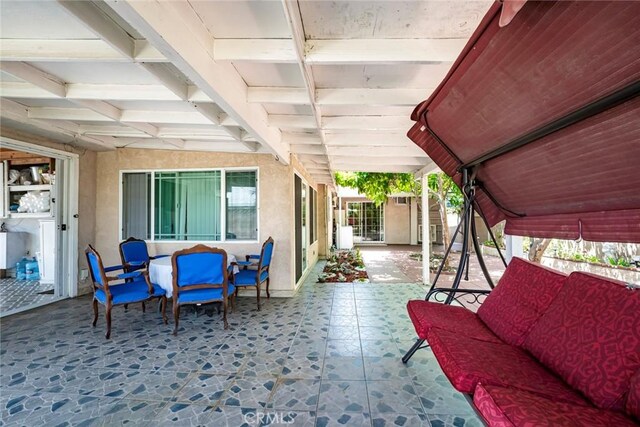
[
  {"x1": 95, "y1": 280, "x2": 151, "y2": 305},
  {"x1": 177, "y1": 285, "x2": 235, "y2": 305},
  {"x1": 234, "y1": 270, "x2": 268, "y2": 286},
  {"x1": 151, "y1": 283, "x2": 165, "y2": 297}
]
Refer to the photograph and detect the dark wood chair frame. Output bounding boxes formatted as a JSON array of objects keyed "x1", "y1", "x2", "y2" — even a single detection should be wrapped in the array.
[
  {"x1": 85, "y1": 245, "x2": 167, "y2": 339},
  {"x1": 119, "y1": 237, "x2": 167, "y2": 312},
  {"x1": 171, "y1": 244, "x2": 233, "y2": 335},
  {"x1": 231, "y1": 236, "x2": 274, "y2": 311}
]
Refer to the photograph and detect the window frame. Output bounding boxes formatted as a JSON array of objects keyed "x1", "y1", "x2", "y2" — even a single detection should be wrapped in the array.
[{"x1": 119, "y1": 167, "x2": 259, "y2": 244}]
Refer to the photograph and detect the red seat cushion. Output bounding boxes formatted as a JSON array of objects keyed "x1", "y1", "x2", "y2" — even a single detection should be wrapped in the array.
[
  {"x1": 625, "y1": 370, "x2": 640, "y2": 421},
  {"x1": 474, "y1": 384, "x2": 638, "y2": 427},
  {"x1": 407, "y1": 300, "x2": 501, "y2": 343},
  {"x1": 477, "y1": 257, "x2": 567, "y2": 347},
  {"x1": 427, "y1": 328, "x2": 586, "y2": 405},
  {"x1": 523, "y1": 272, "x2": 640, "y2": 411}
]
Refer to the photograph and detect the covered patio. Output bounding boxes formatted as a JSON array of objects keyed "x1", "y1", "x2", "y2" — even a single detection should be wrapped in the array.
[{"x1": 1, "y1": 267, "x2": 481, "y2": 426}]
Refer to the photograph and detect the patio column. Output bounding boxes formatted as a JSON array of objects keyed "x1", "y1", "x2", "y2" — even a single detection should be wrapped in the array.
[
  {"x1": 421, "y1": 173, "x2": 430, "y2": 285},
  {"x1": 505, "y1": 234, "x2": 524, "y2": 264}
]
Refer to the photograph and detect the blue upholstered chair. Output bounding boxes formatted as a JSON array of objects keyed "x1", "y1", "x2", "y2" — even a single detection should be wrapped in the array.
[
  {"x1": 85, "y1": 245, "x2": 167, "y2": 339},
  {"x1": 232, "y1": 237, "x2": 274, "y2": 310},
  {"x1": 119, "y1": 237, "x2": 167, "y2": 310},
  {"x1": 119, "y1": 237, "x2": 168, "y2": 273},
  {"x1": 171, "y1": 245, "x2": 235, "y2": 335}
]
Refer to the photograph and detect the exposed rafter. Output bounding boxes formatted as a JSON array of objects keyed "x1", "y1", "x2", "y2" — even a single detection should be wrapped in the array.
[{"x1": 105, "y1": 0, "x2": 289, "y2": 163}]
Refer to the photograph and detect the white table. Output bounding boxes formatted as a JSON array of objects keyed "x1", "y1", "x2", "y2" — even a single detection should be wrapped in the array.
[{"x1": 149, "y1": 254, "x2": 238, "y2": 298}]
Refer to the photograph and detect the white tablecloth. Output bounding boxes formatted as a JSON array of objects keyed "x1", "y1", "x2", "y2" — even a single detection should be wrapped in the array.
[{"x1": 149, "y1": 254, "x2": 238, "y2": 298}]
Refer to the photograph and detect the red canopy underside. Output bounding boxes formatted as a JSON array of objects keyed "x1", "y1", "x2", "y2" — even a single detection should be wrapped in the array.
[{"x1": 408, "y1": 0, "x2": 640, "y2": 243}]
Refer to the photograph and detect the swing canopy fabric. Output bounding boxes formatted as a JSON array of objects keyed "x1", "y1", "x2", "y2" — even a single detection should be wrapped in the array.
[{"x1": 408, "y1": 0, "x2": 640, "y2": 243}]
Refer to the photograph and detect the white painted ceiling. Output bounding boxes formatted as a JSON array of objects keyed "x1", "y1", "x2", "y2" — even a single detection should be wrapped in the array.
[{"x1": 0, "y1": 0, "x2": 493, "y2": 185}]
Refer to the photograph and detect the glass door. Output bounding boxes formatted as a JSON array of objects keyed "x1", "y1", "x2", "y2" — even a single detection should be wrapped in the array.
[{"x1": 347, "y1": 202, "x2": 385, "y2": 243}]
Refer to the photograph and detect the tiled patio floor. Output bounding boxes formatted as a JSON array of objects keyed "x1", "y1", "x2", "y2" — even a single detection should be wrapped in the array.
[{"x1": 1, "y1": 263, "x2": 482, "y2": 427}]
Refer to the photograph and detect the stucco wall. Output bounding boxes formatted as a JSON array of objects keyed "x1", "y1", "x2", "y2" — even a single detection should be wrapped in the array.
[
  {"x1": 385, "y1": 199, "x2": 411, "y2": 244},
  {"x1": 95, "y1": 148, "x2": 296, "y2": 295}
]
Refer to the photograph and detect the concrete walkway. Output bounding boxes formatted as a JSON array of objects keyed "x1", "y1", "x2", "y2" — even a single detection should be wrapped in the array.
[{"x1": 358, "y1": 245, "x2": 418, "y2": 283}]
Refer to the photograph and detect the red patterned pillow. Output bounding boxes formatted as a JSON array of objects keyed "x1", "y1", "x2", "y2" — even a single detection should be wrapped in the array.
[
  {"x1": 627, "y1": 370, "x2": 640, "y2": 420},
  {"x1": 477, "y1": 257, "x2": 567, "y2": 346},
  {"x1": 524, "y1": 272, "x2": 640, "y2": 411}
]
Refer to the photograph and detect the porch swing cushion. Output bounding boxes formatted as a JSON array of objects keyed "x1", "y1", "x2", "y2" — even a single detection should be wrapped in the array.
[
  {"x1": 476, "y1": 257, "x2": 567, "y2": 347},
  {"x1": 473, "y1": 384, "x2": 639, "y2": 427},
  {"x1": 407, "y1": 300, "x2": 501, "y2": 343}
]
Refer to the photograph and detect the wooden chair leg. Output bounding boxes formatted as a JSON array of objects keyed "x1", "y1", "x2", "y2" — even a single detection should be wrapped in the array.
[
  {"x1": 124, "y1": 304, "x2": 128, "y2": 310},
  {"x1": 161, "y1": 296, "x2": 168, "y2": 325},
  {"x1": 105, "y1": 303, "x2": 112, "y2": 340},
  {"x1": 266, "y1": 278, "x2": 270, "y2": 299},
  {"x1": 256, "y1": 284, "x2": 261, "y2": 311},
  {"x1": 92, "y1": 299, "x2": 99, "y2": 327},
  {"x1": 142, "y1": 301, "x2": 146, "y2": 313},
  {"x1": 223, "y1": 299, "x2": 229, "y2": 329},
  {"x1": 173, "y1": 304, "x2": 180, "y2": 336}
]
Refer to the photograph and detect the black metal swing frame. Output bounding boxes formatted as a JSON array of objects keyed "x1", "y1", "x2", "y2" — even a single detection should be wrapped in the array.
[{"x1": 401, "y1": 167, "x2": 507, "y2": 363}]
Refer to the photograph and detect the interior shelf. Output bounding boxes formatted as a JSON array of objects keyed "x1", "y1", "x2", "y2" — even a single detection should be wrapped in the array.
[
  {"x1": 8, "y1": 184, "x2": 52, "y2": 192},
  {"x1": 8, "y1": 212, "x2": 52, "y2": 219}
]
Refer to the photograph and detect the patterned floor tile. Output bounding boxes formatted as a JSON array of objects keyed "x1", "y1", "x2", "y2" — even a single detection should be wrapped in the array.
[
  {"x1": 239, "y1": 353, "x2": 287, "y2": 378},
  {"x1": 174, "y1": 373, "x2": 235, "y2": 405},
  {"x1": 261, "y1": 410, "x2": 316, "y2": 426},
  {"x1": 371, "y1": 413, "x2": 431, "y2": 426},
  {"x1": 125, "y1": 370, "x2": 191, "y2": 402},
  {"x1": 281, "y1": 356, "x2": 323, "y2": 379},
  {"x1": 426, "y1": 414, "x2": 484, "y2": 427},
  {"x1": 327, "y1": 326, "x2": 360, "y2": 340},
  {"x1": 150, "y1": 401, "x2": 215, "y2": 426},
  {"x1": 221, "y1": 377, "x2": 276, "y2": 408},
  {"x1": 359, "y1": 326, "x2": 392, "y2": 340},
  {"x1": 326, "y1": 340, "x2": 362, "y2": 358},
  {"x1": 413, "y1": 379, "x2": 476, "y2": 415},
  {"x1": 206, "y1": 406, "x2": 260, "y2": 427},
  {"x1": 317, "y1": 380, "x2": 370, "y2": 414},
  {"x1": 367, "y1": 381, "x2": 424, "y2": 416},
  {"x1": 322, "y1": 357, "x2": 365, "y2": 380},
  {"x1": 316, "y1": 412, "x2": 372, "y2": 427},
  {"x1": 270, "y1": 378, "x2": 321, "y2": 411},
  {"x1": 360, "y1": 340, "x2": 400, "y2": 358},
  {"x1": 363, "y1": 357, "x2": 410, "y2": 381}
]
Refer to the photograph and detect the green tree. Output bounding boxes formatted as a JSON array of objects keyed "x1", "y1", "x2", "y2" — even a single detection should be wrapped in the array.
[{"x1": 335, "y1": 171, "x2": 463, "y2": 266}]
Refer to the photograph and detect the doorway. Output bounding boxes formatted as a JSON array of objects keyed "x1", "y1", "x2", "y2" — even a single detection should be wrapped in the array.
[
  {"x1": 347, "y1": 201, "x2": 385, "y2": 243},
  {"x1": 0, "y1": 138, "x2": 78, "y2": 317}
]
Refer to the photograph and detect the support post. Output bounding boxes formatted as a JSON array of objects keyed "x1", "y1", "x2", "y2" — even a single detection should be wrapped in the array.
[
  {"x1": 421, "y1": 173, "x2": 430, "y2": 286},
  {"x1": 505, "y1": 234, "x2": 524, "y2": 264}
]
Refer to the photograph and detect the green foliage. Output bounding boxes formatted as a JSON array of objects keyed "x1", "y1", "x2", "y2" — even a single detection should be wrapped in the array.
[
  {"x1": 607, "y1": 257, "x2": 631, "y2": 267},
  {"x1": 335, "y1": 172, "x2": 416, "y2": 206},
  {"x1": 335, "y1": 171, "x2": 462, "y2": 211}
]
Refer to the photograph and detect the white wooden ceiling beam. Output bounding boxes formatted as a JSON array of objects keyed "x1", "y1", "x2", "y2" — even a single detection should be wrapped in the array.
[
  {"x1": 306, "y1": 39, "x2": 466, "y2": 64},
  {"x1": 327, "y1": 146, "x2": 427, "y2": 158},
  {"x1": 316, "y1": 88, "x2": 426, "y2": 106},
  {"x1": 332, "y1": 163, "x2": 420, "y2": 173},
  {"x1": 214, "y1": 39, "x2": 297, "y2": 63},
  {"x1": 324, "y1": 132, "x2": 411, "y2": 147},
  {"x1": 323, "y1": 116, "x2": 413, "y2": 131},
  {"x1": 0, "y1": 99, "x2": 116, "y2": 151},
  {"x1": 282, "y1": 132, "x2": 322, "y2": 145},
  {"x1": 28, "y1": 107, "x2": 113, "y2": 122},
  {"x1": 139, "y1": 63, "x2": 188, "y2": 101},
  {"x1": 331, "y1": 155, "x2": 426, "y2": 166},
  {"x1": 106, "y1": 0, "x2": 289, "y2": 163},
  {"x1": 0, "y1": 39, "x2": 165, "y2": 62},
  {"x1": 0, "y1": 62, "x2": 66, "y2": 98},
  {"x1": 0, "y1": 82, "x2": 198, "y2": 101},
  {"x1": 248, "y1": 87, "x2": 309, "y2": 105},
  {"x1": 269, "y1": 115, "x2": 316, "y2": 129},
  {"x1": 290, "y1": 144, "x2": 326, "y2": 155},
  {"x1": 57, "y1": 0, "x2": 135, "y2": 59}
]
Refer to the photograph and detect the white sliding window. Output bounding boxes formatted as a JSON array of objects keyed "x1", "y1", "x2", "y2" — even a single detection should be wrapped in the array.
[{"x1": 121, "y1": 168, "x2": 258, "y2": 242}]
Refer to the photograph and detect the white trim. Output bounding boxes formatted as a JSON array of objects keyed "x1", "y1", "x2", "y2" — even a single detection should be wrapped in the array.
[
  {"x1": 0, "y1": 137, "x2": 79, "y2": 302},
  {"x1": 119, "y1": 166, "x2": 260, "y2": 243}
]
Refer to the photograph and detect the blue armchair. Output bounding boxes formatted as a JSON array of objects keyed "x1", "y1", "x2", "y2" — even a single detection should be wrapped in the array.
[
  {"x1": 85, "y1": 245, "x2": 167, "y2": 339},
  {"x1": 231, "y1": 237, "x2": 274, "y2": 310},
  {"x1": 119, "y1": 237, "x2": 168, "y2": 272},
  {"x1": 171, "y1": 245, "x2": 235, "y2": 335}
]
